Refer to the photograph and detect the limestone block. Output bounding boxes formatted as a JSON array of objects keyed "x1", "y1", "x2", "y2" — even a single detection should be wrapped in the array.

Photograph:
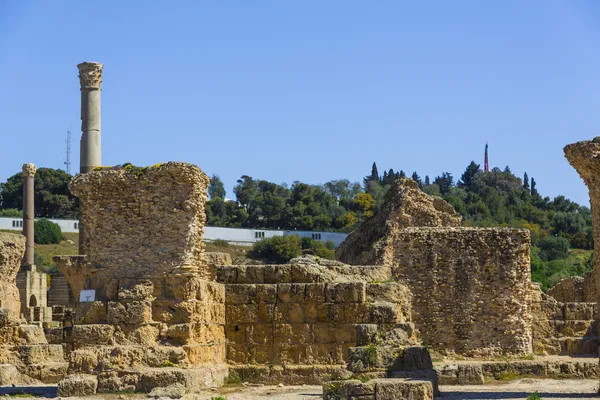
[
  {"x1": 264, "y1": 265, "x2": 292, "y2": 284},
  {"x1": 183, "y1": 343, "x2": 226, "y2": 365},
  {"x1": 68, "y1": 349, "x2": 98, "y2": 374},
  {"x1": 72, "y1": 324, "x2": 114, "y2": 347},
  {"x1": 76, "y1": 301, "x2": 107, "y2": 324},
  {"x1": 305, "y1": 283, "x2": 326, "y2": 302},
  {"x1": 278, "y1": 283, "x2": 307, "y2": 303},
  {"x1": 326, "y1": 282, "x2": 366, "y2": 303},
  {"x1": 57, "y1": 374, "x2": 98, "y2": 397},
  {"x1": 374, "y1": 378, "x2": 434, "y2": 400},
  {"x1": 97, "y1": 370, "x2": 140, "y2": 393},
  {"x1": 275, "y1": 303, "x2": 306, "y2": 323},
  {"x1": 323, "y1": 379, "x2": 375, "y2": 400},
  {"x1": 149, "y1": 382, "x2": 186, "y2": 398},
  {"x1": 226, "y1": 284, "x2": 256, "y2": 305}
]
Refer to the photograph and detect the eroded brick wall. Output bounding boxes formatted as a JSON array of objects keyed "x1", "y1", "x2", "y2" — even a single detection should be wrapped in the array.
[
  {"x1": 393, "y1": 227, "x2": 532, "y2": 356},
  {"x1": 217, "y1": 262, "x2": 414, "y2": 383}
]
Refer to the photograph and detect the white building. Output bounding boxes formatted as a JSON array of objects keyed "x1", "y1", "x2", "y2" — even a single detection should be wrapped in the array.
[{"x1": 0, "y1": 218, "x2": 348, "y2": 247}]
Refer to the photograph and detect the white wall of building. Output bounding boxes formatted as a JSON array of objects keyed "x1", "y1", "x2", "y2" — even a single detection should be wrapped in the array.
[{"x1": 0, "y1": 218, "x2": 348, "y2": 247}]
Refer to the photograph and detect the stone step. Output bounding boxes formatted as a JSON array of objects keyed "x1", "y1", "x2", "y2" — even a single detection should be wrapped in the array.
[
  {"x1": 435, "y1": 357, "x2": 599, "y2": 384},
  {"x1": 323, "y1": 378, "x2": 435, "y2": 400},
  {"x1": 14, "y1": 344, "x2": 65, "y2": 365},
  {"x1": 94, "y1": 365, "x2": 228, "y2": 393},
  {"x1": 558, "y1": 336, "x2": 600, "y2": 356},
  {"x1": 18, "y1": 361, "x2": 68, "y2": 384}
]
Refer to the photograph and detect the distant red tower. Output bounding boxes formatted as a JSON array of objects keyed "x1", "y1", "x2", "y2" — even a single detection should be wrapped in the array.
[{"x1": 484, "y1": 142, "x2": 489, "y2": 173}]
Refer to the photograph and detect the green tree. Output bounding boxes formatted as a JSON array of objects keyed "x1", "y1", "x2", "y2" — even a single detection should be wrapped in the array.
[
  {"x1": 523, "y1": 172, "x2": 530, "y2": 192},
  {"x1": 458, "y1": 161, "x2": 480, "y2": 190},
  {"x1": 0, "y1": 168, "x2": 77, "y2": 218},
  {"x1": 208, "y1": 174, "x2": 226, "y2": 200},
  {"x1": 411, "y1": 172, "x2": 423, "y2": 188}
]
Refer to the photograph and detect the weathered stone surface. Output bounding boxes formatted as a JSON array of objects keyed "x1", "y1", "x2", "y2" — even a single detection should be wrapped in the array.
[
  {"x1": 148, "y1": 382, "x2": 186, "y2": 398},
  {"x1": 336, "y1": 178, "x2": 461, "y2": 265},
  {"x1": 548, "y1": 273, "x2": 597, "y2": 303},
  {"x1": 393, "y1": 227, "x2": 532, "y2": 356},
  {"x1": 69, "y1": 163, "x2": 212, "y2": 297},
  {"x1": 57, "y1": 374, "x2": 98, "y2": 397},
  {"x1": 0, "y1": 233, "x2": 26, "y2": 321},
  {"x1": 323, "y1": 378, "x2": 434, "y2": 400}
]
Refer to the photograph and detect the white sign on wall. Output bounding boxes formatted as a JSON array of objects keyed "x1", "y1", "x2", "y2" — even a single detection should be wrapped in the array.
[{"x1": 79, "y1": 290, "x2": 96, "y2": 302}]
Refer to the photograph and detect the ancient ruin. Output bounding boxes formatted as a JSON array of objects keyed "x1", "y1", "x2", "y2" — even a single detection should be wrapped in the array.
[
  {"x1": 564, "y1": 138, "x2": 600, "y2": 389},
  {"x1": 0, "y1": 61, "x2": 598, "y2": 399},
  {"x1": 16, "y1": 163, "x2": 51, "y2": 325},
  {"x1": 0, "y1": 232, "x2": 67, "y2": 385},
  {"x1": 338, "y1": 178, "x2": 532, "y2": 357},
  {"x1": 53, "y1": 163, "x2": 226, "y2": 395}
]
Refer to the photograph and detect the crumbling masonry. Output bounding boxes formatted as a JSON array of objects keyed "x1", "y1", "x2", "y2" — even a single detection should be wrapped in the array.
[{"x1": 564, "y1": 138, "x2": 600, "y2": 389}]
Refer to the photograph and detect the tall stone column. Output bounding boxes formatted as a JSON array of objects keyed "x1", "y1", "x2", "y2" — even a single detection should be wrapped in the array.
[
  {"x1": 77, "y1": 62, "x2": 103, "y2": 254},
  {"x1": 22, "y1": 163, "x2": 36, "y2": 271}
]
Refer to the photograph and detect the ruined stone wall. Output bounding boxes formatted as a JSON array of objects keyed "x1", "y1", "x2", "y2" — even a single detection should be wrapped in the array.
[
  {"x1": 393, "y1": 227, "x2": 532, "y2": 356},
  {"x1": 548, "y1": 273, "x2": 597, "y2": 303},
  {"x1": 55, "y1": 163, "x2": 227, "y2": 394},
  {"x1": 0, "y1": 233, "x2": 25, "y2": 321},
  {"x1": 69, "y1": 163, "x2": 211, "y2": 293},
  {"x1": 217, "y1": 258, "x2": 416, "y2": 384},
  {"x1": 336, "y1": 178, "x2": 461, "y2": 265}
]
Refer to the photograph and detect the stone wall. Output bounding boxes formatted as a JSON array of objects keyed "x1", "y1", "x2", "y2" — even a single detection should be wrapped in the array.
[
  {"x1": 69, "y1": 163, "x2": 212, "y2": 291},
  {"x1": 336, "y1": 178, "x2": 461, "y2": 265},
  {"x1": 217, "y1": 257, "x2": 418, "y2": 384},
  {"x1": 393, "y1": 227, "x2": 532, "y2": 356},
  {"x1": 54, "y1": 163, "x2": 227, "y2": 395},
  {"x1": 548, "y1": 273, "x2": 597, "y2": 303},
  {"x1": 0, "y1": 232, "x2": 25, "y2": 321}
]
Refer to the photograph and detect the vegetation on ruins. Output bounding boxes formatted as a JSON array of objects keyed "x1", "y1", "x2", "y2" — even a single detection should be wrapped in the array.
[{"x1": 34, "y1": 218, "x2": 62, "y2": 245}]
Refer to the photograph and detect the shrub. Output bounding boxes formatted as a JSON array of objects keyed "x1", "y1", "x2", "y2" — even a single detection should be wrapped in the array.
[
  {"x1": 300, "y1": 236, "x2": 315, "y2": 250},
  {"x1": 325, "y1": 240, "x2": 336, "y2": 250},
  {"x1": 538, "y1": 236, "x2": 570, "y2": 261},
  {"x1": 252, "y1": 235, "x2": 301, "y2": 263},
  {"x1": 311, "y1": 241, "x2": 335, "y2": 259},
  {"x1": 34, "y1": 219, "x2": 62, "y2": 244},
  {"x1": 527, "y1": 392, "x2": 542, "y2": 400},
  {"x1": 0, "y1": 208, "x2": 22, "y2": 217}
]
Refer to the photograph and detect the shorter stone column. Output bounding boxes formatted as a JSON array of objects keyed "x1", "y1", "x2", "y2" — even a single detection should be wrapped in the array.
[{"x1": 22, "y1": 163, "x2": 36, "y2": 271}]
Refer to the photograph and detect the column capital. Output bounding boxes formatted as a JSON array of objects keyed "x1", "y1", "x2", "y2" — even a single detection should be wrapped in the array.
[
  {"x1": 22, "y1": 163, "x2": 36, "y2": 177},
  {"x1": 77, "y1": 62, "x2": 103, "y2": 90}
]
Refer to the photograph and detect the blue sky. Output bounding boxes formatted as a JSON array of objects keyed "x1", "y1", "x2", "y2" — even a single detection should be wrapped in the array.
[{"x1": 1, "y1": 1, "x2": 599, "y2": 205}]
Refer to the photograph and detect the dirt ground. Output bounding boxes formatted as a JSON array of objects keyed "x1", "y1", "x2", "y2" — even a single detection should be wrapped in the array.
[
  {"x1": 1, "y1": 379, "x2": 598, "y2": 399},
  {"x1": 187, "y1": 379, "x2": 599, "y2": 400}
]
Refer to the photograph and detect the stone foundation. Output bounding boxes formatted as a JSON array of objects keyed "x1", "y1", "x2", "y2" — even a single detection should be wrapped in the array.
[{"x1": 217, "y1": 258, "x2": 432, "y2": 385}]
